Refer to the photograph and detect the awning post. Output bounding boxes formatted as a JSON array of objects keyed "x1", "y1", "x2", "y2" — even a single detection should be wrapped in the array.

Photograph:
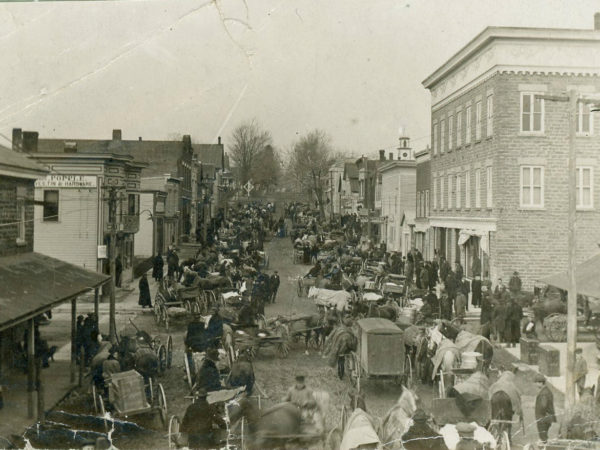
[
  {"x1": 94, "y1": 288, "x2": 99, "y2": 328},
  {"x1": 27, "y1": 318, "x2": 35, "y2": 419},
  {"x1": 70, "y1": 299, "x2": 76, "y2": 383}
]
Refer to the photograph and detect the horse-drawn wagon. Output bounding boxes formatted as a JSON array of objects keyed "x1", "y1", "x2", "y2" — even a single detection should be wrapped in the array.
[{"x1": 344, "y1": 318, "x2": 407, "y2": 391}]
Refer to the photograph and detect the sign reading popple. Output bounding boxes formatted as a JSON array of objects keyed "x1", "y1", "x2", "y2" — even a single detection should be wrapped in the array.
[{"x1": 35, "y1": 175, "x2": 97, "y2": 188}]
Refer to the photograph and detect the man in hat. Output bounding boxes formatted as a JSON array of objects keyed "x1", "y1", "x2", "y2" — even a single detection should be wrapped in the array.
[
  {"x1": 180, "y1": 388, "x2": 227, "y2": 449},
  {"x1": 455, "y1": 422, "x2": 483, "y2": 450},
  {"x1": 534, "y1": 374, "x2": 556, "y2": 442},
  {"x1": 270, "y1": 271, "x2": 280, "y2": 304},
  {"x1": 283, "y1": 375, "x2": 317, "y2": 425},
  {"x1": 194, "y1": 348, "x2": 222, "y2": 393},
  {"x1": 505, "y1": 296, "x2": 523, "y2": 348},
  {"x1": 508, "y1": 271, "x2": 522, "y2": 296},
  {"x1": 205, "y1": 307, "x2": 224, "y2": 349},
  {"x1": 401, "y1": 409, "x2": 448, "y2": 450},
  {"x1": 574, "y1": 348, "x2": 588, "y2": 398}
]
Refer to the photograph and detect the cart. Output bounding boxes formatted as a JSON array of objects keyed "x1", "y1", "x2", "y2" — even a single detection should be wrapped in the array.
[
  {"x1": 293, "y1": 248, "x2": 304, "y2": 264},
  {"x1": 154, "y1": 279, "x2": 201, "y2": 330},
  {"x1": 93, "y1": 369, "x2": 167, "y2": 431},
  {"x1": 128, "y1": 319, "x2": 173, "y2": 374},
  {"x1": 232, "y1": 320, "x2": 290, "y2": 359},
  {"x1": 297, "y1": 276, "x2": 317, "y2": 297},
  {"x1": 344, "y1": 318, "x2": 407, "y2": 392}
]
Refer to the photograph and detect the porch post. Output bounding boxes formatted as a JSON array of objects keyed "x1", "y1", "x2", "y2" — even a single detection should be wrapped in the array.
[
  {"x1": 27, "y1": 318, "x2": 35, "y2": 418},
  {"x1": 94, "y1": 287, "x2": 100, "y2": 328},
  {"x1": 70, "y1": 298, "x2": 76, "y2": 383}
]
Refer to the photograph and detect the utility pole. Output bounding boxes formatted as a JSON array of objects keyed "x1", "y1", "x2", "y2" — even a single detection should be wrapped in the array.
[{"x1": 106, "y1": 187, "x2": 118, "y2": 342}]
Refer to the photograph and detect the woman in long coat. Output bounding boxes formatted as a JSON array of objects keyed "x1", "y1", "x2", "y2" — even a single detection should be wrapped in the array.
[
  {"x1": 138, "y1": 273, "x2": 152, "y2": 308},
  {"x1": 152, "y1": 252, "x2": 164, "y2": 281}
]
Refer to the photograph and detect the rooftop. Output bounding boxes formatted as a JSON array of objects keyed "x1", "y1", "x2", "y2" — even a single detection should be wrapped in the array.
[{"x1": 0, "y1": 145, "x2": 48, "y2": 179}]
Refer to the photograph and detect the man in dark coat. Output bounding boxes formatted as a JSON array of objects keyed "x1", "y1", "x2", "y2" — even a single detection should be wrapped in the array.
[
  {"x1": 194, "y1": 348, "x2": 222, "y2": 393},
  {"x1": 492, "y1": 300, "x2": 507, "y2": 344},
  {"x1": 420, "y1": 264, "x2": 430, "y2": 292},
  {"x1": 508, "y1": 271, "x2": 522, "y2": 296},
  {"x1": 535, "y1": 374, "x2": 556, "y2": 442},
  {"x1": 455, "y1": 422, "x2": 483, "y2": 450},
  {"x1": 440, "y1": 288, "x2": 453, "y2": 321},
  {"x1": 471, "y1": 276, "x2": 482, "y2": 308},
  {"x1": 505, "y1": 297, "x2": 523, "y2": 347},
  {"x1": 152, "y1": 252, "x2": 164, "y2": 282},
  {"x1": 138, "y1": 273, "x2": 152, "y2": 308},
  {"x1": 270, "y1": 271, "x2": 280, "y2": 303},
  {"x1": 440, "y1": 257, "x2": 450, "y2": 283},
  {"x1": 480, "y1": 286, "x2": 493, "y2": 326},
  {"x1": 401, "y1": 409, "x2": 448, "y2": 450},
  {"x1": 180, "y1": 388, "x2": 226, "y2": 449},
  {"x1": 206, "y1": 308, "x2": 224, "y2": 349},
  {"x1": 115, "y1": 255, "x2": 123, "y2": 288}
]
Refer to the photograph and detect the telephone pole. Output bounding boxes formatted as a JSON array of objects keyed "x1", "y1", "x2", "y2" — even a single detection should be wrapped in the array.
[{"x1": 106, "y1": 187, "x2": 118, "y2": 342}]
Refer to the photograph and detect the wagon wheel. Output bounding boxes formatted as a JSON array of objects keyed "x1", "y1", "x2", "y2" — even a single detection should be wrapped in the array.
[
  {"x1": 404, "y1": 352, "x2": 414, "y2": 389},
  {"x1": 184, "y1": 354, "x2": 193, "y2": 389},
  {"x1": 97, "y1": 394, "x2": 108, "y2": 432},
  {"x1": 162, "y1": 305, "x2": 170, "y2": 331},
  {"x1": 226, "y1": 343, "x2": 236, "y2": 368},
  {"x1": 166, "y1": 335, "x2": 173, "y2": 369},
  {"x1": 183, "y1": 299, "x2": 191, "y2": 313},
  {"x1": 157, "y1": 344, "x2": 167, "y2": 375},
  {"x1": 497, "y1": 430, "x2": 511, "y2": 450},
  {"x1": 154, "y1": 298, "x2": 163, "y2": 324},
  {"x1": 148, "y1": 377, "x2": 155, "y2": 404},
  {"x1": 157, "y1": 383, "x2": 168, "y2": 429},
  {"x1": 207, "y1": 290, "x2": 217, "y2": 307},
  {"x1": 544, "y1": 313, "x2": 567, "y2": 342},
  {"x1": 346, "y1": 352, "x2": 360, "y2": 391},
  {"x1": 275, "y1": 324, "x2": 290, "y2": 358},
  {"x1": 168, "y1": 415, "x2": 181, "y2": 449}
]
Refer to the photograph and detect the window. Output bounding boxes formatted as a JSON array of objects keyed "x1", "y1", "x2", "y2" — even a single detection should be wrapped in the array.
[
  {"x1": 487, "y1": 95, "x2": 494, "y2": 136},
  {"x1": 465, "y1": 171, "x2": 471, "y2": 208},
  {"x1": 577, "y1": 103, "x2": 593, "y2": 136},
  {"x1": 475, "y1": 101, "x2": 482, "y2": 140},
  {"x1": 456, "y1": 174, "x2": 461, "y2": 209},
  {"x1": 447, "y1": 175, "x2": 452, "y2": 209},
  {"x1": 425, "y1": 190, "x2": 430, "y2": 217},
  {"x1": 456, "y1": 111, "x2": 462, "y2": 147},
  {"x1": 475, "y1": 169, "x2": 481, "y2": 208},
  {"x1": 465, "y1": 105, "x2": 472, "y2": 144},
  {"x1": 416, "y1": 192, "x2": 421, "y2": 217},
  {"x1": 448, "y1": 115, "x2": 454, "y2": 150},
  {"x1": 440, "y1": 177, "x2": 445, "y2": 209},
  {"x1": 433, "y1": 178, "x2": 437, "y2": 210},
  {"x1": 128, "y1": 194, "x2": 137, "y2": 216},
  {"x1": 520, "y1": 166, "x2": 544, "y2": 208},
  {"x1": 17, "y1": 197, "x2": 25, "y2": 243},
  {"x1": 433, "y1": 121, "x2": 439, "y2": 155},
  {"x1": 43, "y1": 190, "x2": 59, "y2": 222},
  {"x1": 486, "y1": 166, "x2": 493, "y2": 208},
  {"x1": 440, "y1": 119, "x2": 446, "y2": 154},
  {"x1": 577, "y1": 167, "x2": 593, "y2": 208},
  {"x1": 521, "y1": 93, "x2": 544, "y2": 133}
]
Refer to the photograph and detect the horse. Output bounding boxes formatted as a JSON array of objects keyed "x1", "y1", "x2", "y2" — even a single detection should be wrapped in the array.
[
  {"x1": 226, "y1": 350, "x2": 255, "y2": 394},
  {"x1": 490, "y1": 391, "x2": 513, "y2": 442},
  {"x1": 426, "y1": 326, "x2": 460, "y2": 395},
  {"x1": 379, "y1": 386, "x2": 420, "y2": 449}
]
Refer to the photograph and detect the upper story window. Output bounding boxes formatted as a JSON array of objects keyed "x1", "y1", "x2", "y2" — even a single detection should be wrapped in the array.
[
  {"x1": 448, "y1": 115, "x2": 454, "y2": 151},
  {"x1": 16, "y1": 186, "x2": 26, "y2": 243},
  {"x1": 475, "y1": 101, "x2": 482, "y2": 140},
  {"x1": 487, "y1": 94, "x2": 494, "y2": 136},
  {"x1": 456, "y1": 111, "x2": 462, "y2": 148},
  {"x1": 577, "y1": 166, "x2": 593, "y2": 209},
  {"x1": 43, "y1": 190, "x2": 59, "y2": 222},
  {"x1": 465, "y1": 105, "x2": 472, "y2": 145},
  {"x1": 456, "y1": 174, "x2": 461, "y2": 209},
  {"x1": 577, "y1": 103, "x2": 593, "y2": 136},
  {"x1": 447, "y1": 175, "x2": 452, "y2": 209},
  {"x1": 521, "y1": 93, "x2": 544, "y2": 133},
  {"x1": 440, "y1": 176, "x2": 445, "y2": 209},
  {"x1": 475, "y1": 169, "x2": 481, "y2": 208},
  {"x1": 486, "y1": 166, "x2": 493, "y2": 208},
  {"x1": 425, "y1": 190, "x2": 430, "y2": 217},
  {"x1": 433, "y1": 121, "x2": 439, "y2": 155},
  {"x1": 465, "y1": 170, "x2": 471, "y2": 208},
  {"x1": 520, "y1": 166, "x2": 544, "y2": 208},
  {"x1": 128, "y1": 194, "x2": 138, "y2": 215},
  {"x1": 433, "y1": 178, "x2": 437, "y2": 210},
  {"x1": 440, "y1": 119, "x2": 446, "y2": 154}
]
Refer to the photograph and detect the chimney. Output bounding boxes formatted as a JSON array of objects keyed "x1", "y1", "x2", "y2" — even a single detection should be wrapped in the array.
[
  {"x1": 12, "y1": 128, "x2": 22, "y2": 152},
  {"x1": 112, "y1": 129, "x2": 122, "y2": 140},
  {"x1": 138, "y1": 137, "x2": 142, "y2": 141},
  {"x1": 22, "y1": 131, "x2": 38, "y2": 153},
  {"x1": 389, "y1": 152, "x2": 393, "y2": 160},
  {"x1": 379, "y1": 149, "x2": 385, "y2": 161},
  {"x1": 221, "y1": 143, "x2": 225, "y2": 170},
  {"x1": 218, "y1": 136, "x2": 222, "y2": 145},
  {"x1": 595, "y1": 12, "x2": 600, "y2": 30}
]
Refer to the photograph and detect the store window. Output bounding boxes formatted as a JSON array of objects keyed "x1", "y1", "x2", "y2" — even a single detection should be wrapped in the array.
[{"x1": 43, "y1": 190, "x2": 59, "y2": 222}]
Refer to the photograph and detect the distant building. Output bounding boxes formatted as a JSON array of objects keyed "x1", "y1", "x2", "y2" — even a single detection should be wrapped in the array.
[
  {"x1": 326, "y1": 161, "x2": 345, "y2": 217},
  {"x1": 414, "y1": 147, "x2": 432, "y2": 260},
  {"x1": 377, "y1": 135, "x2": 417, "y2": 253},
  {"x1": 139, "y1": 176, "x2": 181, "y2": 253},
  {"x1": 422, "y1": 17, "x2": 600, "y2": 287},
  {"x1": 341, "y1": 161, "x2": 360, "y2": 214},
  {"x1": 134, "y1": 188, "x2": 167, "y2": 260},
  {"x1": 21, "y1": 129, "x2": 145, "y2": 281}
]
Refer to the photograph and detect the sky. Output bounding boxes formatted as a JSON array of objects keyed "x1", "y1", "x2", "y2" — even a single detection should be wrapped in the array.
[{"x1": 0, "y1": 0, "x2": 598, "y2": 158}]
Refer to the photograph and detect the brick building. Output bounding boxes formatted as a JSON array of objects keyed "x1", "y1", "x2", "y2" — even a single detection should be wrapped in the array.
[
  {"x1": 422, "y1": 20, "x2": 600, "y2": 288},
  {"x1": 414, "y1": 146, "x2": 431, "y2": 260}
]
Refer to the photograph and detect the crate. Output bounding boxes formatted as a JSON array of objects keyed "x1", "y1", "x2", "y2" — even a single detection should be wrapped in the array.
[
  {"x1": 538, "y1": 344, "x2": 560, "y2": 377},
  {"x1": 520, "y1": 337, "x2": 540, "y2": 365},
  {"x1": 108, "y1": 370, "x2": 148, "y2": 413}
]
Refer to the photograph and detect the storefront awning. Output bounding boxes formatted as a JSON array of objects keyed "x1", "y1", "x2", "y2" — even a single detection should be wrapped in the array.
[
  {"x1": 538, "y1": 253, "x2": 600, "y2": 299},
  {"x1": 0, "y1": 252, "x2": 109, "y2": 331},
  {"x1": 458, "y1": 229, "x2": 490, "y2": 254}
]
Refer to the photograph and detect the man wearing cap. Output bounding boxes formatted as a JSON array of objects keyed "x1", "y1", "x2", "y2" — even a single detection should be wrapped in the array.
[
  {"x1": 574, "y1": 348, "x2": 588, "y2": 398},
  {"x1": 180, "y1": 388, "x2": 227, "y2": 449},
  {"x1": 283, "y1": 375, "x2": 317, "y2": 425},
  {"x1": 401, "y1": 409, "x2": 448, "y2": 450},
  {"x1": 455, "y1": 422, "x2": 483, "y2": 450},
  {"x1": 270, "y1": 271, "x2": 280, "y2": 304},
  {"x1": 534, "y1": 374, "x2": 556, "y2": 442},
  {"x1": 194, "y1": 348, "x2": 222, "y2": 393}
]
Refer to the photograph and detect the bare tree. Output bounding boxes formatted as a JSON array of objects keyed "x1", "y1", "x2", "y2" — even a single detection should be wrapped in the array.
[
  {"x1": 287, "y1": 130, "x2": 336, "y2": 218},
  {"x1": 253, "y1": 144, "x2": 281, "y2": 192},
  {"x1": 229, "y1": 120, "x2": 273, "y2": 186}
]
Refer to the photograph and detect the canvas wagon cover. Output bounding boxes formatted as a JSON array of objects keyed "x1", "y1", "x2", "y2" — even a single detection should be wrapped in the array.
[{"x1": 340, "y1": 408, "x2": 381, "y2": 450}]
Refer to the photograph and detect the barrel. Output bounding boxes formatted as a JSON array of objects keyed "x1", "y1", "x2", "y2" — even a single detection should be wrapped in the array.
[{"x1": 399, "y1": 307, "x2": 416, "y2": 324}]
